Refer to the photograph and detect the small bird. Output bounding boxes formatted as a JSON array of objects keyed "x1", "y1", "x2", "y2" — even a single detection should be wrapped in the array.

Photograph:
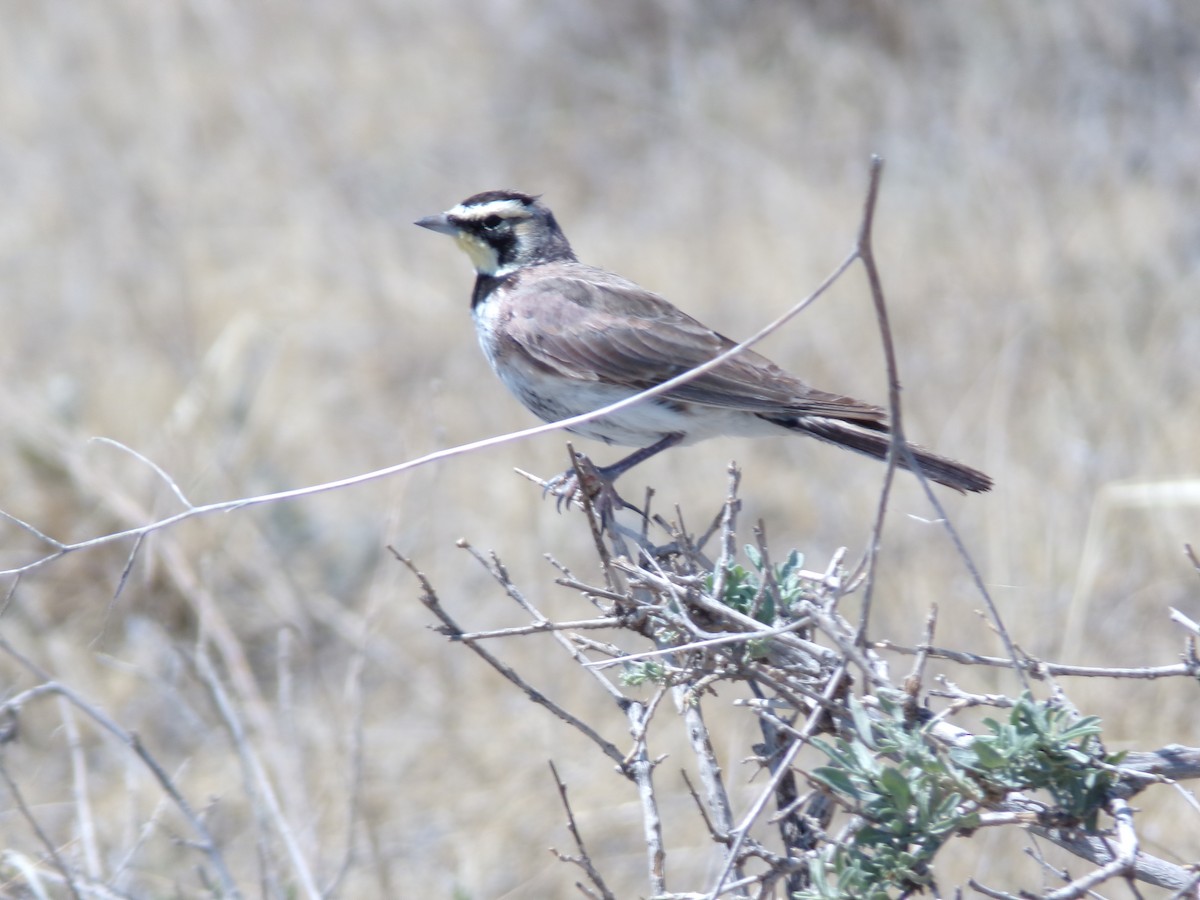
[{"x1": 416, "y1": 190, "x2": 991, "y2": 501}]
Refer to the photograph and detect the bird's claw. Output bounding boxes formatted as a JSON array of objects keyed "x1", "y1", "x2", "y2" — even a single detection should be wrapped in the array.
[{"x1": 541, "y1": 454, "x2": 641, "y2": 525}]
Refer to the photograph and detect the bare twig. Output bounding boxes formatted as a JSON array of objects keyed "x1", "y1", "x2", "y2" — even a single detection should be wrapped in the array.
[
  {"x1": 707, "y1": 664, "x2": 848, "y2": 899},
  {"x1": 909, "y1": 470, "x2": 1030, "y2": 694},
  {"x1": 747, "y1": 679, "x2": 807, "y2": 896},
  {"x1": 192, "y1": 647, "x2": 321, "y2": 900},
  {"x1": 708, "y1": 465, "x2": 742, "y2": 611},
  {"x1": 451, "y1": 617, "x2": 622, "y2": 642},
  {"x1": 548, "y1": 761, "x2": 615, "y2": 900},
  {"x1": 1186, "y1": 543, "x2": 1200, "y2": 577},
  {"x1": 459, "y1": 541, "x2": 636, "y2": 707},
  {"x1": 89, "y1": 436, "x2": 195, "y2": 509},
  {"x1": 393, "y1": 548, "x2": 628, "y2": 767},
  {"x1": 876, "y1": 639, "x2": 1199, "y2": 680},
  {"x1": 830, "y1": 157, "x2": 1020, "y2": 695},
  {"x1": 1041, "y1": 798, "x2": 1138, "y2": 899},
  {"x1": 967, "y1": 880, "x2": 1021, "y2": 900},
  {"x1": 1170, "y1": 606, "x2": 1200, "y2": 638},
  {"x1": 566, "y1": 444, "x2": 620, "y2": 584},
  {"x1": 853, "y1": 156, "x2": 901, "y2": 648},
  {"x1": 583, "y1": 616, "x2": 819, "y2": 670},
  {"x1": 0, "y1": 755, "x2": 85, "y2": 900},
  {"x1": 902, "y1": 604, "x2": 938, "y2": 710},
  {"x1": 554, "y1": 577, "x2": 642, "y2": 604},
  {"x1": 624, "y1": 699, "x2": 667, "y2": 894},
  {"x1": 58, "y1": 696, "x2": 102, "y2": 881},
  {"x1": 92, "y1": 531, "x2": 146, "y2": 648},
  {"x1": 674, "y1": 688, "x2": 739, "y2": 879}
]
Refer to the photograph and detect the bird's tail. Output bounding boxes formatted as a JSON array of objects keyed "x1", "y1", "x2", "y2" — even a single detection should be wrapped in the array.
[{"x1": 778, "y1": 416, "x2": 992, "y2": 493}]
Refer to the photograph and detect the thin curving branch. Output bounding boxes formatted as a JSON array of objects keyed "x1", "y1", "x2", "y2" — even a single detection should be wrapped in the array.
[{"x1": 0, "y1": 238, "x2": 861, "y2": 580}]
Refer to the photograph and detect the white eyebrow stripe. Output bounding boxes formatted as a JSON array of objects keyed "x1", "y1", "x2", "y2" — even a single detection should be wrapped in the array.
[{"x1": 448, "y1": 198, "x2": 532, "y2": 220}]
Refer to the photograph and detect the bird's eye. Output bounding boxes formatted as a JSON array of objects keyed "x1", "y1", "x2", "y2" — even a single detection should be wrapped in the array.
[{"x1": 483, "y1": 214, "x2": 503, "y2": 229}]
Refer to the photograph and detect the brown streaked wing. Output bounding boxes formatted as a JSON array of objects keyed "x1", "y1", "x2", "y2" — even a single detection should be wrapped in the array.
[{"x1": 502, "y1": 265, "x2": 885, "y2": 424}]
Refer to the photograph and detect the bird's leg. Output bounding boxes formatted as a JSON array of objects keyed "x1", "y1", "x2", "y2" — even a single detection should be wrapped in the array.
[
  {"x1": 543, "y1": 433, "x2": 685, "y2": 520},
  {"x1": 595, "y1": 433, "x2": 685, "y2": 482}
]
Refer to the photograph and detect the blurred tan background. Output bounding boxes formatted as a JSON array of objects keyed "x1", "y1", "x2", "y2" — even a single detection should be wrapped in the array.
[{"x1": 0, "y1": 2, "x2": 1198, "y2": 896}]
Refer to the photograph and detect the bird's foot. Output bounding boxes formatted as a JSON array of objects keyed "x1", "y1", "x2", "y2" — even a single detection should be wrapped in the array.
[
  {"x1": 516, "y1": 453, "x2": 642, "y2": 526},
  {"x1": 546, "y1": 454, "x2": 633, "y2": 523}
]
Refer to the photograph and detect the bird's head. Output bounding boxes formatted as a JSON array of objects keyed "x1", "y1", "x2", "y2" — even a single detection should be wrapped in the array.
[{"x1": 415, "y1": 190, "x2": 577, "y2": 277}]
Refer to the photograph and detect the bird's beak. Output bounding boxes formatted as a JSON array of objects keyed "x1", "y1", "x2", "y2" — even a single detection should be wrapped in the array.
[{"x1": 414, "y1": 212, "x2": 458, "y2": 236}]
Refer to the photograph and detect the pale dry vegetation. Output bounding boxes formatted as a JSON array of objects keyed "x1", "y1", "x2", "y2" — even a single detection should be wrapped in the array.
[{"x1": 0, "y1": 2, "x2": 1198, "y2": 897}]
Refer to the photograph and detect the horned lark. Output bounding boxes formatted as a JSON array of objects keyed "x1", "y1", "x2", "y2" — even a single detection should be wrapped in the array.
[{"x1": 416, "y1": 190, "x2": 991, "y2": 498}]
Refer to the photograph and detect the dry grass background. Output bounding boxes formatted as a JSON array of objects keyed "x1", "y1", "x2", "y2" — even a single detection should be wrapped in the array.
[{"x1": 0, "y1": 1, "x2": 1198, "y2": 896}]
